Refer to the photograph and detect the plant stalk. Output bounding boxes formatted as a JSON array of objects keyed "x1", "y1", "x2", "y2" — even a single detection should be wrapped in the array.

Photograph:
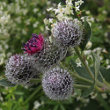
[{"x1": 74, "y1": 47, "x2": 94, "y2": 79}]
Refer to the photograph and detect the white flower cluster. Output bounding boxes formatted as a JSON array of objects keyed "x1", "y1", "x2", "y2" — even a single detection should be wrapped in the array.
[
  {"x1": 83, "y1": 46, "x2": 110, "y2": 68},
  {"x1": 0, "y1": 4, "x2": 10, "y2": 37},
  {"x1": 44, "y1": 0, "x2": 85, "y2": 31},
  {"x1": 75, "y1": 0, "x2": 84, "y2": 11},
  {"x1": 47, "y1": 0, "x2": 74, "y2": 21},
  {"x1": 81, "y1": 16, "x2": 94, "y2": 26}
]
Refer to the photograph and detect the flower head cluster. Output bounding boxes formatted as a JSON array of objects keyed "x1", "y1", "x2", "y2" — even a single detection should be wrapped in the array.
[
  {"x1": 4, "y1": 0, "x2": 89, "y2": 101},
  {"x1": 42, "y1": 67, "x2": 73, "y2": 100}
]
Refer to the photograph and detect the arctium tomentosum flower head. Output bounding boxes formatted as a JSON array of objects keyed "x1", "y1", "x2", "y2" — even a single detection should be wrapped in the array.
[
  {"x1": 23, "y1": 34, "x2": 44, "y2": 55},
  {"x1": 52, "y1": 19, "x2": 83, "y2": 47},
  {"x1": 5, "y1": 54, "x2": 36, "y2": 85},
  {"x1": 33, "y1": 40, "x2": 68, "y2": 73},
  {"x1": 42, "y1": 67, "x2": 73, "y2": 100}
]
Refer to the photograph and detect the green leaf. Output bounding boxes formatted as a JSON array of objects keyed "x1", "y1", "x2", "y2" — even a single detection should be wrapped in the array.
[
  {"x1": 53, "y1": 105, "x2": 59, "y2": 110},
  {"x1": 80, "y1": 18, "x2": 91, "y2": 50},
  {"x1": 70, "y1": 59, "x2": 92, "y2": 80},
  {"x1": 74, "y1": 88, "x2": 81, "y2": 97},
  {"x1": 100, "y1": 67, "x2": 110, "y2": 82},
  {"x1": 0, "y1": 79, "x2": 15, "y2": 87},
  {"x1": 81, "y1": 83, "x2": 94, "y2": 97},
  {"x1": 60, "y1": 105, "x2": 65, "y2": 110},
  {"x1": 68, "y1": 59, "x2": 95, "y2": 97}
]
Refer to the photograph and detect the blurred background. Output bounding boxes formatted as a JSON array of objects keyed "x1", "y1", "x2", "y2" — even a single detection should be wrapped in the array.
[{"x1": 0, "y1": 0, "x2": 110, "y2": 110}]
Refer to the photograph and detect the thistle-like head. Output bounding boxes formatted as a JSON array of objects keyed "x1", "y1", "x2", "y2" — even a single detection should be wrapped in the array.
[
  {"x1": 52, "y1": 19, "x2": 83, "y2": 47},
  {"x1": 23, "y1": 34, "x2": 44, "y2": 55},
  {"x1": 42, "y1": 67, "x2": 73, "y2": 100},
  {"x1": 5, "y1": 54, "x2": 36, "y2": 85}
]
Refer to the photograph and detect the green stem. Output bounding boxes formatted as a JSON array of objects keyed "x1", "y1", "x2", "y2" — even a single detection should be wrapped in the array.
[
  {"x1": 74, "y1": 47, "x2": 94, "y2": 79},
  {"x1": 24, "y1": 86, "x2": 42, "y2": 105},
  {"x1": 60, "y1": 62, "x2": 93, "y2": 84},
  {"x1": 71, "y1": 72, "x2": 93, "y2": 84},
  {"x1": 74, "y1": 84, "x2": 90, "y2": 89},
  {"x1": 74, "y1": 47, "x2": 106, "y2": 89},
  {"x1": 99, "y1": 71, "x2": 110, "y2": 88}
]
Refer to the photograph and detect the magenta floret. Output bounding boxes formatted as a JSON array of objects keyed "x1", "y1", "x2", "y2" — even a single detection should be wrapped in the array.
[{"x1": 23, "y1": 34, "x2": 44, "y2": 55}]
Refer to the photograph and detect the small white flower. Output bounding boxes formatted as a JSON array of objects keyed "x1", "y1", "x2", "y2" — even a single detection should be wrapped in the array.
[
  {"x1": 54, "y1": 7, "x2": 65, "y2": 14},
  {"x1": 79, "y1": 0, "x2": 84, "y2": 5},
  {"x1": 45, "y1": 26, "x2": 50, "y2": 30},
  {"x1": 75, "y1": 6, "x2": 80, "y2": 11},
  {"x1": 76, "y1": 58, "x2": 82, "y2": 67},
  {"x1": 86, "y1": 11, "x2": 90, "y2": 15},
  {"x1": 58, "y1": 3, "x2": 62, "y2": 9},
  {"x1": 84, "y1": 50, "x2": 92, "y2": 55},
  {"x1": 104, "y1": 32, "x2": 108, "y2": 37},
  {"x1": 75, "y1": 0, "x2": 84, "y2": 12},
  {"x1": 102, "y1": 10, "x2": 107, "y2": 14},
  {"x1": 100, "y1": 56, "x2": 103, "y2": 60},
  {"x1": 66, "y1": 0, "x2": 73, "y2": 7},
  {"x1": 86, "y1": 41, "x2": 92, "y2": 49},
  {"x1": 65, "y1": 6, "x2": 73, "y2": 15},
  {"x1": 75, "y1": 2, "x2": 79, "y2": 7},
  {"x1": 33, "y1": 8, "x2": 38, "y2": 13},
  {"x1": 49, "y1": 18, "x2": 53, "y2": 23},
  {"x1": 107, "y1": 65, "x2": 110, "y2": 69},
  {"x1": 34, "y1": 101, "x2": 41, "y2": 109},
  {"x1": 47, "y1": 7, "x2": 53, "y2": 12},
  {"x1": 56, "y1": 13, "x2": 64, "y2": 21},
  {"x1": 101, "y1": 93, "x2": 107, "y2": 99},
  {"x1": 106, "y1": 59, "x2": 109, "y2": 64},
  {"x1": 44, "y1": 18, "x2": 49, "y2": 25},
  {"x1": 76, "y1": 62, "x2": 82, "y2": 67},
  {"x1": 33, "y1": 22, "x2": 38, "y2": 28}
]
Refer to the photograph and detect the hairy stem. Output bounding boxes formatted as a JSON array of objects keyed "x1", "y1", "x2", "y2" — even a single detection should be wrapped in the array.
[
  {"x1": 74, "y1": 84, "x2": 90, "y2": 89},
  {"x1": 99, "y1": 71, "x2": 110, "y2": 88},
  {"x1": 71, "y1": 72, "x2": 93, "y2": 84},
  {"x1": 74, "y1": 47, "x2": 106, "y2": 89},
  {"x1": 74, "y1": 47, "x2": 94, "y2": 79}
]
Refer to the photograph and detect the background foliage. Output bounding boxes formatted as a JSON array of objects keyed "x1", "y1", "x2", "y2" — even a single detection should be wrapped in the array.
[{"x1": 0, "y1": 0, "x2": 110, "y2": 110}]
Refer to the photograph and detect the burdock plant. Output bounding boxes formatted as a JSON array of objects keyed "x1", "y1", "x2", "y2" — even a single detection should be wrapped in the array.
[{"x1": 1, "y1": 0, "x2": 110, "y2": 104}]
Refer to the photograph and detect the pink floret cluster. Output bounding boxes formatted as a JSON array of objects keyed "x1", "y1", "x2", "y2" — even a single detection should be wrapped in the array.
[{"x1": 23, "y1": 34, "x2": 44, "y2": 55}]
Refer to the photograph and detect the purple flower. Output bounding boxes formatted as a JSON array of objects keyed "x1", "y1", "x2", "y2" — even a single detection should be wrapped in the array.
[{"x1": 23, "y1": 34, "x2": 44, "y2": 55}]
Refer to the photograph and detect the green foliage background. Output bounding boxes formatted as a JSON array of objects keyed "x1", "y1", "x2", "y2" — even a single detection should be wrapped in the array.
[{"x1": 0, "y1": 0, "x2": 110, "y2": 110}]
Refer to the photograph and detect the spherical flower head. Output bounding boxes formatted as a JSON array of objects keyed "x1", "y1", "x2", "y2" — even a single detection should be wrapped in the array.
[
  {"x1": 42, "y1": 67, "x2": 73, "y2": 100},
  {"x1": 23, "y1": 34, "x2": 44, "y2": 55},
  {"x1": 52, "y1": 19, "x2": 83, "y2": 47},
  {"x1": 5, "y1": 54, "x2": 37, "y2": 85},
  {"x1": 32, "y1": 40, "x2": 68, "y2": 73}
]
